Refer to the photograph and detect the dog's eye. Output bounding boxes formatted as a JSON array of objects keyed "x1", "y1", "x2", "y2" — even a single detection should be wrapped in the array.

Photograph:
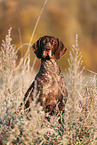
[
  {"x1": 42, "y1": 39, "x2": 46, "y2": 44},
  {"x1": 52, "y1": 40, "x2": 56, "y2": 45}
]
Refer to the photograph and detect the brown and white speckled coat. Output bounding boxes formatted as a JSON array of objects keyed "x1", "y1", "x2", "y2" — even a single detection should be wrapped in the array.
[{"x1": 23, "y1": 36, "x2": 68, "y2": 115}]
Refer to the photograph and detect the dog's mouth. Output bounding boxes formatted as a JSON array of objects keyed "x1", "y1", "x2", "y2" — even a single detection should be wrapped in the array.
[
  {"x1": 43, "y1": 55, "x2": 51, "y2": 60},
  {"x1": 42, "y1": 50, "x2": 52, "y2": 60}
]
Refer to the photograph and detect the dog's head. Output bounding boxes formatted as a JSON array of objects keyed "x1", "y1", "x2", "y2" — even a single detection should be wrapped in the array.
[{"x1": 32, "y1": 35, "x2": 67, "y2": 60}]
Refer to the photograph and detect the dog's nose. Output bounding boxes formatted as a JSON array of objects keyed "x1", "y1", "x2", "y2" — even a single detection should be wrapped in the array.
[{"x1": 44, "y1": 42, "x2": 51, "y2": 50}]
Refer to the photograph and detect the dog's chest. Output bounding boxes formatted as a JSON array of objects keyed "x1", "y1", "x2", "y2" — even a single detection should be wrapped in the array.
[
  {"x1": 42, "y1": 73, "x2": 60, "y2": 96},
  {"x1": 37, "y1": 60, "x2": 64, "y2": 96}
]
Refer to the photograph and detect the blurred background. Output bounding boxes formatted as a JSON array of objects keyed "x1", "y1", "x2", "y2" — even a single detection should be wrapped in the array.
[{"x1": 0, "y1": 0, "x2": 97, "y2": 72}]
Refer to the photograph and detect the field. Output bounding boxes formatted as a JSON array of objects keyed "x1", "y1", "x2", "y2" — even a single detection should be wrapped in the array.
[{"x1": 0, "y1": 28, "x2": 97, "y2": 145}]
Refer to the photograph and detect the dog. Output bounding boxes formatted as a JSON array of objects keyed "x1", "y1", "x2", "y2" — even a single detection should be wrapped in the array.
[{"x1": 22, "y1": 35, "x2": 68, "y2": 116}]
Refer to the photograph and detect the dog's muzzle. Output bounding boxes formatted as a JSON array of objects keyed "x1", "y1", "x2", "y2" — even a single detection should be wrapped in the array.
[{"x1": 42, "y1": 42, "x2": 53, "y2": 59}]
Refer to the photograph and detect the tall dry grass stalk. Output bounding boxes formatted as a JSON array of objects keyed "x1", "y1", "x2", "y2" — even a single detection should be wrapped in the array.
[
  {"x1": 63, "y1": 35, "x2": 97, "y2": 144},
  {"x1": 16, "y1": 0, "x2": 48, "y2": 72}
]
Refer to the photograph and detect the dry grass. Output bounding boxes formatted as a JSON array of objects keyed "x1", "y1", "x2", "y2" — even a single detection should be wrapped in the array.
[{"x1": 0, "y1": 29, "x2": 97, "y2": 145}]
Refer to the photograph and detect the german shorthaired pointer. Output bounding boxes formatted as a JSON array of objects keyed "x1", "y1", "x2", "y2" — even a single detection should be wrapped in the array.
[{"x1": 23, "y1": 36, "x2": 68, "y2": 115}]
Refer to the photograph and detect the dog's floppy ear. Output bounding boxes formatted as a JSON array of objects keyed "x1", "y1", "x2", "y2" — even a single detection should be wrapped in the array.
[
  {"x1": 32, "y1": 37, "x2": 42, "y2": 59},
  {"x1": 54, "y1": 38, "x2": 67, "y2": 60}
]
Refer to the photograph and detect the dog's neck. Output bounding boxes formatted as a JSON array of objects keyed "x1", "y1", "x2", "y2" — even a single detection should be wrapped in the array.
[{"x1": 39, "y1": 58, "x2": 61, "y2": 75}]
